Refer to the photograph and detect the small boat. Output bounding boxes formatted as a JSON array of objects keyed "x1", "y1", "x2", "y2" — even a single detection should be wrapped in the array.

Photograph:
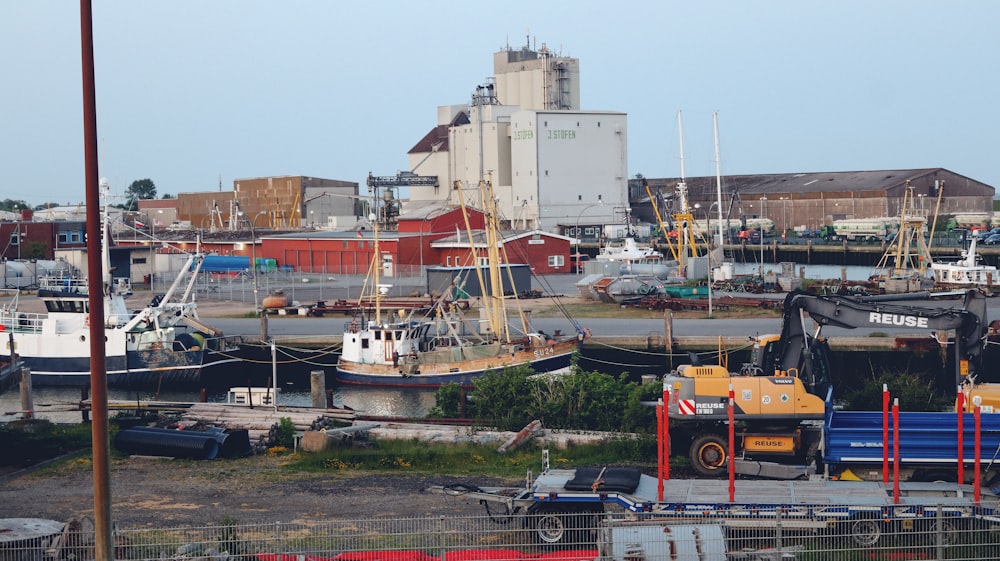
[
  {"x1": 261, "y1": 289, "x2": 291, "y2": 309},
  {"x1": 336, "y1": 176, "x2": 587, "y2": 388},
  {"x1": 594, "y1": 237, "x2": 663, "y2": 262},
  {"x1": 930, "y1": 236, "x2": 999, "y2": 289},
  {"x1": 0, "y1": 187, "x2": 242, "y2": 388}
]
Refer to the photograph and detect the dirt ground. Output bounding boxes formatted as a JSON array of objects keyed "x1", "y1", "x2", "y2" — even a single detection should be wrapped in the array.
[{"x1": 1, "y1": 453, "x2": 511, "y2": 528}]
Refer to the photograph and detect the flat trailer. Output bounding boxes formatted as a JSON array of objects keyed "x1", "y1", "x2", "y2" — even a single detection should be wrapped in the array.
[{"x1": 435, "y1": 464, "x2": 1000, "y2": 547}]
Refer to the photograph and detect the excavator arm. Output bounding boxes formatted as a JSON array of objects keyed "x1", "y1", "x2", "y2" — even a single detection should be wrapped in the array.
[{"x1": 768, "y1": 290, "x2": 987, "y2": 393}]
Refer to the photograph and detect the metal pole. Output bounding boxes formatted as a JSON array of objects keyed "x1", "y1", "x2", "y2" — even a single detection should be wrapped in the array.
[
  {"x1": 271, "y1": 339, "x2": 278, "y2": 413},
  {"x1": 80, "y1": 2, "x2": 113, "y2": 559},
  {"x1": 251, "y1": 211, "x2": 266, "y2": 314},
  {"x1": 575, "y1": 202, "x2": 601, "y2": 275}
]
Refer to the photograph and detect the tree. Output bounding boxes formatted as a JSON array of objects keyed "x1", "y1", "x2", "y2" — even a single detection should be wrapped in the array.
[
  {"x1": 125, "y1": 179, "x2": 157, "y2": 210},
  {"x1": 0, "y1": 199, "x2": 30, "y2": 212},
  {"x1": 161, "y1": 193, "x2": 175, "y2": 199}
]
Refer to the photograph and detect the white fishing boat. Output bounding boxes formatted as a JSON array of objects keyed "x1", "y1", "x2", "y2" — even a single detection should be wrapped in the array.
[
  {"x1": 336, "y1": 177, "x2": 587, "y2": 388},
  {"x1": 0, "y1": 186, "x2": 241, "y2": 388},
  {"x1": 931, "y1": 235, "x2": 999, "y2": 288}
]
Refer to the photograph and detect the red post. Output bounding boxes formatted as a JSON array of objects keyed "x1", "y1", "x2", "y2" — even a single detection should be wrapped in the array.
[
  {"x1": 656, "y1": 399, "x2": 664, "y2": 502},
  {"x1": 892, "y1": 398, "x2": 900, "y2": 504},
  {"x1": 957, "y1": 385, "x2": 965, "y2": 484},
  {"x1": 728, "y1": 384, "x2": 736, "y2": 502},
  {"x1": 663, "y1": 387, "x2": 670, "y2": 481},
  {"x1": 975, "y1": 405, "x2": 982, "y2": 505},
  {"x1": 882, "y1": 384, "x2": 889, "y2": 484}
]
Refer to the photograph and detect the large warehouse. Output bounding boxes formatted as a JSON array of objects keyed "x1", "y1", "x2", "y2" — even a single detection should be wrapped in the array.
[{"x1": 629, "y1": 168, "x2": 995, "y2": 232}]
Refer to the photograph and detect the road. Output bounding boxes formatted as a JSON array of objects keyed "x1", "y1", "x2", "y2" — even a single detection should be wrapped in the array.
[{"x1": 202, "y1": 270, "x2": 996, "y2": 340}]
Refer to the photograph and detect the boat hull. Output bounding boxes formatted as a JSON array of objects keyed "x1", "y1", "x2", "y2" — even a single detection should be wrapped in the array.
[
  {"x1": 22, "y1": 349, "x2": 244, "y2": 388},
  {"x1": 335, "y1": 339, "x2": 579, "y2": 388}
]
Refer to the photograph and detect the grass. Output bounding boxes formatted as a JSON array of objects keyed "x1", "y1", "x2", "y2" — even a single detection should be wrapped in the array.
[{"x1": 0, "y1": 420, "x2": 93, "y2": 470}]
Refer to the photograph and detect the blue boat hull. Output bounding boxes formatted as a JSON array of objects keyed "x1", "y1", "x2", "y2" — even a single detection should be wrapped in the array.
[{"x1": 26, "y1": 349, "x2": 244, "y2": 388}]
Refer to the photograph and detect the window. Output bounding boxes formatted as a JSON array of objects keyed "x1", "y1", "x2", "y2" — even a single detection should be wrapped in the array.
[
  {"x1": 548, "y1": 255, "x2": 565, "y2": 267},
  {"x1": 58, "y1": 232, "x2": 68, "y2": 244},
  {"x1": 10, "y1": 233, "x2": 18, "y2": 246},
  {"x1": 132, "y1": 257, "x2": 147, "y2": 265},
  {"x1": 446, "y1": 256, "x2": 452, "y2": 267},
  {"x1": 477, "y1": 256, "x2": 490, "y2": 267}
]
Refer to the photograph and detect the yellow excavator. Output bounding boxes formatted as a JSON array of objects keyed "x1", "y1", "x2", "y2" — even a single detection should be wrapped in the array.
[{"x1": 663, "y1": 289, "x2": 993, "y2": 476}]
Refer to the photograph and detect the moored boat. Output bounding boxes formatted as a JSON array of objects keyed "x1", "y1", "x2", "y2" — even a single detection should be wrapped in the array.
[
  {"x1": 336, "y1": 176, "x2": 587, "y2": 388},
  {"x1": 0, "y1": 187, "x2": 242, "y2": 388},
  {"x1": 930, "y1": 235, "x2": 999, "y2": 290}
]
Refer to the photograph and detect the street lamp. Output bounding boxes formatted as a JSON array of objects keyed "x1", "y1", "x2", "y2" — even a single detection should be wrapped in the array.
[
  {"x1": 779, "y1": 197, "x2": 788, "y2": 234},
  {"x1": 249, "y1": 211, "x2": 267, "y2": 314},
  {"x1": 575, "y1": 202, "x2": 603, "y2": 274},
  {"x1": 759, "y1": 196, "x2": 767, "y2": 278}
]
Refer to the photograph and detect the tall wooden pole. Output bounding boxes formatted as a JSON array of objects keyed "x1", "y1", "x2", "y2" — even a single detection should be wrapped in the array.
[{"x1": 80, "y1": 2, "x2": 113, "y2": 559}]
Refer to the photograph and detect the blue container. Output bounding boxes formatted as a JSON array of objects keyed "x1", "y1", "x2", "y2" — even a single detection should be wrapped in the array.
[{"x1": 197, "y1": 255, "x2": 250, "y2": 272}]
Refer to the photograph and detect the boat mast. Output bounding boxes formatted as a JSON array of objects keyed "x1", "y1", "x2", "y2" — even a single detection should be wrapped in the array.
[
  {"x1": 713, "y1": 112, "x2": 725, "y2": 247},
  {"x1": 371, "y1": 209, "x2": 381, "y2": 324},
  {"x1": 481, "y1": 174, "x2": 509, "y2": 342},
  {"x1": 674, "y1": 110, "x2": 697, "y2": 275}
]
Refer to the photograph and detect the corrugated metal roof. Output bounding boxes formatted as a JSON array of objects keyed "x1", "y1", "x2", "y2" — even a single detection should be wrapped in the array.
[
  {"x1": 637, "y1": 168, "x2": 954, "y2": 195},
  {"x1": 407, "y1": 112, "x2": 469, "y2": 154}
]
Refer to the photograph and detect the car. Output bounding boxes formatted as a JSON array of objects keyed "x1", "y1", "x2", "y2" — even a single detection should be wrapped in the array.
[
  {"x1": 797, "y1": 229, "x2": 821, "y2": 238},
  {"x1": 570, "y1": 253, "x2": 590, "y2": 273},
  {"x1": 984, "y1": 234, "x2": 1000, "y2": 245}
]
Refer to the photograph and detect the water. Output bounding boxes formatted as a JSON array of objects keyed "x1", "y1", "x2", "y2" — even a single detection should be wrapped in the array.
[
  {"x1": 730, "y1": 262, "x2": 875, "y2": 282},
  {"x1": 0, "y1": 262, "x2": 878, "y2": 424},
  {"x1": 0, "y1": 384, "x2": 437, "y2": 423}
]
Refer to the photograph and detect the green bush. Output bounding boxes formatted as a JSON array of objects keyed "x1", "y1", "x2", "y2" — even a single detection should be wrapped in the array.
[
  {"x1": 427, "y1": 382, "x2": 463, "y2": 418},
  {"x1": 464, "y1": 365, "x2": 659, "y2": 433},
  {"x1": 839, "y1": 369, "x2": 952, "y2": 411},
  {"x1": 275, "y1": 417, "x2": 296, "y2": 448}
]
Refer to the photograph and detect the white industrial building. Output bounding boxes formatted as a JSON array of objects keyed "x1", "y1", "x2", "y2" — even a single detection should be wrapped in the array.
[{"x1": 405, "y1": 40, "x2": 628, "y2": 234}]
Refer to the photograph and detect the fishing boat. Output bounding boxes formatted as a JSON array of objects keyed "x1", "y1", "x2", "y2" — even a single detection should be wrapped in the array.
[
  {"x1": 930, "y1": 235, "x2": 999, "y2": 289},
  {"x1": 336, "y1": 177, "x2": 587, "y2": 388},
  {"x1": 869, "y1": 180, "x2": 936, "y2": 293},
  {"x1": 594, "y1": 237, "x2": 663, "y2": 262},
  {"x1": 0, "y1": 189, "x2": 242, "y2": 388}
]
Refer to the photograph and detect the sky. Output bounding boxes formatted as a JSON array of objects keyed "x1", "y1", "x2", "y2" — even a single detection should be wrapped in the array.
[{"x1": 2, "y1": 1, "x2": 998, "y2": 208}]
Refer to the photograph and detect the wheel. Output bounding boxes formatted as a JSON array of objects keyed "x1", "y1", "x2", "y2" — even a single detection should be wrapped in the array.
[
  {"x1": 526, "y1": 504, "x2": 602, "y2": 547},
  {"x1": 689, "y1": 433, "x2": 729, "y2": 477},
  {"x1": 849, "y1": 517, "x2": 882, "y2": 547},
  {"x1": 918, "y1": 517, "x2": 967, "y2": 545}
]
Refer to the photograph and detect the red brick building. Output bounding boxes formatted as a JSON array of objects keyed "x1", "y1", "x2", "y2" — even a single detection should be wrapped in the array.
[{"x1": 258, "y1": 206, "x2": 487, "y2": 275}]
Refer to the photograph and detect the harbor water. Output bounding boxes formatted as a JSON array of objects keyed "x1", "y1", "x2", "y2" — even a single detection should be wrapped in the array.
[
  {"x1": 0, "y1": 262, "x2": 915, "y2": 425},
  {"x1": 0, "y1": 383, "x2": 437, "y2": 423}
]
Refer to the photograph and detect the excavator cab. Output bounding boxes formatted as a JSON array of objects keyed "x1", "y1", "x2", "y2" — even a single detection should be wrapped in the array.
[{"x1": 744, "y1": 333, "x2": 832, "y2": 399}]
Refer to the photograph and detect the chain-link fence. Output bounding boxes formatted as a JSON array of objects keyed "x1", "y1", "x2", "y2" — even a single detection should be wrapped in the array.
[
  {"x1": 149, "y1": 270, "x2": 429, "y2": 307},
  {"x1": 4, "y1": 507, "x2": 999, "y2": 561}
]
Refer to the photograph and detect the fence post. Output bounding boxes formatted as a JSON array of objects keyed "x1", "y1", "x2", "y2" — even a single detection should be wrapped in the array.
[
  {"x1": 774, "y1": 507, "x2": 783, "y2": 552},
  {"x1": 935, "y1": 506, "x2": 944, "y2": 558},
  {"x1": 19, "y1": 366, "x2": 33, "y2": 420}
]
